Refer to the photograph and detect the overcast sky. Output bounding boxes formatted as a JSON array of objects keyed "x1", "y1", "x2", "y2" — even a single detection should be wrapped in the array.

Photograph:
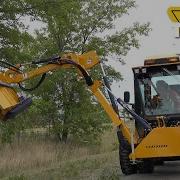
[{"x1": 111, "y1": 0, "x2": 180, "y2": 102}]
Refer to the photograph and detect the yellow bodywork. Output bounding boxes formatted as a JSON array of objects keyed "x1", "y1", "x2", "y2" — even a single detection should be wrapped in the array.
[
  {"x1": 0, "y1": 87, "x2": 19, "y2": 109},
  {"x1": 0, "y1": 87, "x2": 19, "y2": 118},
  {"x1": 0, "y1": 51, "x2": 100, "y2": 118},
  {"x1": 63, "y1": 51, "x2": 99, "y2": 70},
  {"x1": 90, "y1": 80, "x2": 132, "y2": 144},
  {"x1": 0, "y1": 51, "x2": 99, "y2": 84},
  {"x1": 130, "y1": 127, "x2": 180, "y2": 159}
]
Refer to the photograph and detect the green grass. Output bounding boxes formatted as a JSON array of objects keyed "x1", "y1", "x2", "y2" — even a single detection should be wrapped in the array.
[
  {"x1": 6, "y1": 152, "x2": 120, "y2": 180},
  {"x1": 0, "y1": 128, "x2": 121, "y2": 180}
]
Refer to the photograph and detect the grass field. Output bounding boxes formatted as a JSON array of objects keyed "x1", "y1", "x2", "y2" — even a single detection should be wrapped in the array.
[{"x1": 0, "y1": 128, "x2": 121, "y2": 180}]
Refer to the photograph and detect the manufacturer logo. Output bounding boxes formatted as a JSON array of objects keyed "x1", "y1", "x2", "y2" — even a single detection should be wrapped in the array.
[
  {"x1": 87, "y1": 59, "x2": 92, "y2": 64},
  {"x1": 145, "y1": 145, "x2": 168, "y2": 149}
]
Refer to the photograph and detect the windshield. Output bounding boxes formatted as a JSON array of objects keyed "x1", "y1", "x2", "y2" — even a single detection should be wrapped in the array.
[{"x1": 138, "y1": 68, "x2": 180, "y2": 116}]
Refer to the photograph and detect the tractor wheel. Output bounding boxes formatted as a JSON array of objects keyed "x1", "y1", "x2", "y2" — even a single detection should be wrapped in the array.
[
  {"x1": 154, "y1": 160, "x2": 164, "y2": 166},
  {"x1": 118, "y1": 131, "x2": 137, "y2": 175},
  {"x1": 138, "y1": 159, "x2": 154, "y2": 173}
]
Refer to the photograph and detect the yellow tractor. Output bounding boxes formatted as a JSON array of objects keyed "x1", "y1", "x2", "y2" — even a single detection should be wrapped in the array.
[
  {"x1": 118, "y1": 55, "x2": 180, "y2": 174},
  {"x1": 0, "y1": 52, "x2": 180, "y2": 175}
]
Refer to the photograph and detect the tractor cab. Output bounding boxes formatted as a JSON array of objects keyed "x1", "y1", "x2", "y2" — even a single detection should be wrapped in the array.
[{"x1": 132, "y1": 55, "x2": 180, "y2": 128}]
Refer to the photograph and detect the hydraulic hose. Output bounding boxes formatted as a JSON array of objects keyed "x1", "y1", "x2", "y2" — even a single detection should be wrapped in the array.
[
  {"x1": 18, "y1": 73, "x2": 47, "y2": 91},
  {"x1": 104, "y1": 86, "x2": 151, "y2": 131}
]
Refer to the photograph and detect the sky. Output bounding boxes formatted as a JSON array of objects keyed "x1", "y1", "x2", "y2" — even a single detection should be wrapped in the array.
[{"x1": 111, "y1": 0, "x2": 180, "y2": 102}]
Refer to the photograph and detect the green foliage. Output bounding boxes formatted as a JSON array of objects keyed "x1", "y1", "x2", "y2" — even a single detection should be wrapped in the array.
[
  {"x1": 26, "y1": 0, "x2": 150, "y2": 57},
  {"x1": 0, "y1": 122, "x2": 16, "y2": 143},
  {"x1": 98, "y1": 166, "x2": 120, "y2": 180},
  {"x1": 26, "y1": 98, "x2": 58, "y2": 127},
  {"x1": 0, "y1": 0, "x2": 151, "y2": 144},
  {"x1": 8, "y1": 174, "x2": 26, "y2": 180},
  {"x1": 23, "y1": 0, "x2": 150, "y2": 143},
  {"x1": 0, "y1": 113, "x2": 31, "y2": 143},
  {"x1": 0, "y1": 0, "x2": 34, "y2": 63}
]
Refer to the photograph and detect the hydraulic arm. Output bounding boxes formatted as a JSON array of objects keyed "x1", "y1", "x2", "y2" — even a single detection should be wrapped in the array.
[
  {"x1": 2, "y1": 51, "x2": 180, "y2": 175},
  {"x1": 0, "y1": 51, "x2": 134, "y2": 143}
]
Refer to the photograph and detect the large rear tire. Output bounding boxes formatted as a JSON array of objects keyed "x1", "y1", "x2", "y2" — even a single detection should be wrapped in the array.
[
  {"x1": 118, "y1": 131, "x2": 137, "y2": 175},
  {"x1": 154, "y1": 160, "x2": 164, "y2": 166},
  {"x1": 138, "y1": 159, "x2": 154, "y2": 173}
]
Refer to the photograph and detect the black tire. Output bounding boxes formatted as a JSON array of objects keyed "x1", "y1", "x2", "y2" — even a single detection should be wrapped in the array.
[
  {"x1": 138, "y1": 159, "x2": 154, "y2": 173},
  {"x1": 154, "y1": 160, "x2": 164, "y2": 166},
  {"x1": 118, "y1": 131, "x2": 137, "y2": 175}
]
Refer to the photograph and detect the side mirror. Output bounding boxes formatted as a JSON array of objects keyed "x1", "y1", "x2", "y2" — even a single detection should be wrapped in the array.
[{"x1": 124, "y1": 91, "x2": 130, "y2": 103}]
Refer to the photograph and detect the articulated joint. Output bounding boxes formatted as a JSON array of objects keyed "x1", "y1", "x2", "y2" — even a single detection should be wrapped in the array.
[
  {"x1": 90, "y1": 80, "x2": 103, "y2": 92},
  {"x1": 85, "y1": 76, "x2": 94, "y2": 86}
]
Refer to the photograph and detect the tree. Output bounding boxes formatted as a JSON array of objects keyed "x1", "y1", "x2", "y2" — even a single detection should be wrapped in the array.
[
  {"x1": 20, "y1": 0, "x2": 151, "y2": 143},
  {"x1": 0, "y1": 1, "x2": 34, "y2": 143},
  {"x1": 27, "y1": 0, "x2": 150, "y2": 56},
  {"x1": 0, "y1": 0, "x2": 35, "y2": 63},
  {"x1": 0, "y1": 0, "x2": 151, "y2": 143}
]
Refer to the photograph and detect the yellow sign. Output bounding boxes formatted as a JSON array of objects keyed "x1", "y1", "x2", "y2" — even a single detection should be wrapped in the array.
[{"x1": 167, "y1": 7, "x2": 180, "y2": 23}]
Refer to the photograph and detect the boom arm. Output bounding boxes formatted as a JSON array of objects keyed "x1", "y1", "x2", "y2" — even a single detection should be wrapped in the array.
[{"x1": 0, "y1": 51, "x2": 132, "y2": 143}]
